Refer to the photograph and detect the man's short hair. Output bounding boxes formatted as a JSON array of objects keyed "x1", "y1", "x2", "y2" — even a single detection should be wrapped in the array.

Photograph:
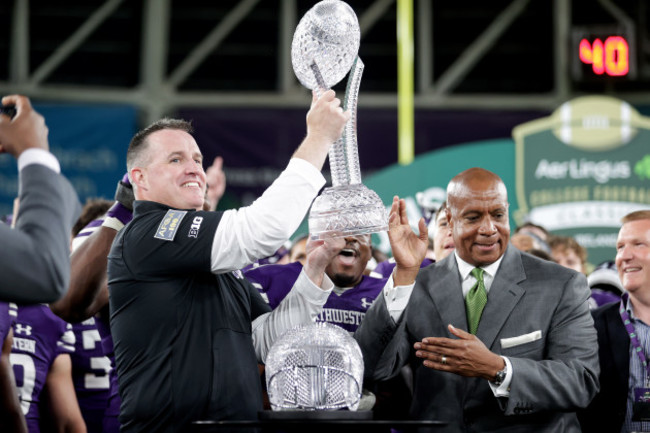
[
  {"x1": 126, "y1": 118, "x2": 194, "y2": 174},
  {"x1": 621, "y1": 209, "x2": 650, "y2": 224},
  {"x1": 548, "y1": 235, "x2": 587, "y2": 265}
]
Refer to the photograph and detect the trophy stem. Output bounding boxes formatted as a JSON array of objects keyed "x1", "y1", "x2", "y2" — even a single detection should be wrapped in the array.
[
  {"x1": 310, "y1": 58, "x2": 364, "y2": 187},
  {"x1": 327, "y1": 57, "x2": 364, "y2": 187},
  {"x1": 340, "y1": 56, "x2": 364, "y2": 186}
]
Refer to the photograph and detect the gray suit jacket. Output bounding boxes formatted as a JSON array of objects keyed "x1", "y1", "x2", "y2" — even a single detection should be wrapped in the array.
[
  {"x1": 355, "y1": 245, "x2": 600, "y2": 432},
  {"x1": 0, "y1": 164, "x2": 80, "y2": 303}
]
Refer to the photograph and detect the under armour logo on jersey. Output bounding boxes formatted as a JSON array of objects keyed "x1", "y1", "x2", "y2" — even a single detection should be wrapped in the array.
[
  {"x1": 14, "y1": 324, "x2": 32, "y2": 336},
  {"x1": 188, "y1": 216, "x2": 203, "y2": 238},
  {"x1": 361, "y1": 297, "x2": 374, "y2": 309}
]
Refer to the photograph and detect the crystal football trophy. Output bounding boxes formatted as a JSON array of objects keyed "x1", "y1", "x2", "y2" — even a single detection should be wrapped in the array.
[
  {"x1": 265, "y1": 322, "x2": 364, "y2": 411},
  {"x1": 292, "y1": 0, "x2": 388, "y2": 239}
]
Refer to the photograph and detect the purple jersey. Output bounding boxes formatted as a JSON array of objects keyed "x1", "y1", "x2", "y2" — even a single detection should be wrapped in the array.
[
  {"x1": 245, "y1": 262, "x2": 387, "y2": 333},
  {"x1": 72, "y1": 216, "x2": 121, "y2": 432},
  {"x1": 371, "y1": 257, "x2": 434, "y2": 279},
  {"x1": 71, "y1": 317, "x2": 112, "y2": 433},
  {"x1": 11, "y1": 304, "x2": 75, "y2": 432},
  {"x1": 95, "y1": 315, "x2": 119, "y2": 433},
  {"x1": 0, "y1": 301, "x2": 17, "y2": 343}
]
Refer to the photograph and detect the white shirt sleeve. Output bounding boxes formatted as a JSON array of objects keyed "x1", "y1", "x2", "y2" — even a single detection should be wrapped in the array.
[
  {"x1": 210, "y1": 158, "x2": 325, "y2": 273},
  {"x1": 251, "y1": 268, "x2": 333, "y2": 363},
  {"x1": 383, "y1": 271, "x2": 416, "y2": 322},
  {"x1": 488, "y1": 356, "x2": 512, "y2": 397},
  {"x1": 17, "y1": 148, "x2": 60, "y2": 173}
]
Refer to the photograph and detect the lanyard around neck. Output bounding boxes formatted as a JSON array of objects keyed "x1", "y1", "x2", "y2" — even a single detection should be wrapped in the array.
[{"x1": 620, "y1": 293, "x2": 650, "y2": 381}]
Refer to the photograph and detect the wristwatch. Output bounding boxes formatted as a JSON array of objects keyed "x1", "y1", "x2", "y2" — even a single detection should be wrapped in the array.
[{"x1": 492, "y1": 363, "x2": 507, "y2": 386}]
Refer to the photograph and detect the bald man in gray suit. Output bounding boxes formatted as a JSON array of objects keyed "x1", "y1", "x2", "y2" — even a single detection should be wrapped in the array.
[
  {"x1": 355, "y1": 168, "x2": 599, "y2": 432},
  {"x1": 0, "y1": 95, "x2": 80, "y2": 303}
]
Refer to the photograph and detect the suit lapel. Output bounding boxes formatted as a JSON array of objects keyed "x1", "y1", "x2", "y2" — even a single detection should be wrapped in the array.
[
  {"x1": 426, "y1": 255, "x2": 469, "y2": 331},
  {"x1": 475, "y1": 246, "x2": 526, "y2": 351}
]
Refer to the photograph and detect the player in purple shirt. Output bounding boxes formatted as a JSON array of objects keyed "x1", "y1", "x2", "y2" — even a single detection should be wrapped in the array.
[
  {"x1": 61, "y1": 197, "x2": 114, "y2": 433},
  {"x1": 70, "y1": 318, "x2": 112, "y2": 433},
  {"x1": 0, "y1": 302, "x2": 27, "y2": 432},
  {"x1": 246, "y1": 234, "x2": 386, "y2": 334},
  {"x1": 10, "y1": 304, "x2": 85, "y2": 432}
]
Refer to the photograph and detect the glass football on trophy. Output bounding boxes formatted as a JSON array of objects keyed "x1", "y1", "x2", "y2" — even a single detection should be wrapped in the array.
[
  {"x1": 265, "y1": 322, "x2": 364, "y2": 411},
  {"x1": 292, "y1": 0, "x2": 388, "y2": 240}
]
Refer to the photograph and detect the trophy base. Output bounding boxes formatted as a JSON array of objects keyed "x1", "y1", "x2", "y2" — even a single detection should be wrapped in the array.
[{"x1": 309, "y1": 184, "x2": 388, "y2": 240}]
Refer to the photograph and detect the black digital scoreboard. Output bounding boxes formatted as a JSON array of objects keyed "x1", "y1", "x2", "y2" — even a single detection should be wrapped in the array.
[{"x1": 572, "y1": 26, "x2": 636, "y2": 81}]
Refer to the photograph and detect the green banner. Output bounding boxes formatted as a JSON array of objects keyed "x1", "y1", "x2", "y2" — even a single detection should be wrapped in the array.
[{"x1": 513, "y1": 95, "x2": 650, "y2": 265}]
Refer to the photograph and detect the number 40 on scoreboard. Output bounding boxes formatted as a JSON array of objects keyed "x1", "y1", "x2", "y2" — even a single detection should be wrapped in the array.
[
  {"x1": 579, "y1": 36, "x2": 629, "y2": 76},
  {"x1": 572, "y1": 27, "x2": 636, "y2": 80}
]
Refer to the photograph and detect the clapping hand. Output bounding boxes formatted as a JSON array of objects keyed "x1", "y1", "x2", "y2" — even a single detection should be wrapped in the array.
[{"x1": 388, "y1": 196, "x2": 429, "y2": 286}]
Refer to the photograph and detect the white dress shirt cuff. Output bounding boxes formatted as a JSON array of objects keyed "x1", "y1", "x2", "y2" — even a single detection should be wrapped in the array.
[
  {"x1": 489, "y1": 356, "x2": 512, "y2": 397},
  {"x1": 383, "y1": 272, "x2": 415, "y2": 322},
  {"x1": 18, "y1": 148, "x2": 60, "y2": 173}
]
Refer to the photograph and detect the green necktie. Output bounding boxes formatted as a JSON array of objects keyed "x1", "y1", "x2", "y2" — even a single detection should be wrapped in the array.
[{"x1": 466, "y1": 268, "x2": 487, "y2": 334}]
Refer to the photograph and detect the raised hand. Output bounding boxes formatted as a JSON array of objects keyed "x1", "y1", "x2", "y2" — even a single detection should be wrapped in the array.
[
  {"x1": 293, "y1": 90, "x2": 351, "y2": 170},
  {"x1": 0, "y1": 95, "x2": 49, "y2": 158},
  {"x1": 388, "y1": 196, "x2": 429, "y2": 286},
  {"x1": 303, "y1": 235, "x2": 346, "y2": 288}
]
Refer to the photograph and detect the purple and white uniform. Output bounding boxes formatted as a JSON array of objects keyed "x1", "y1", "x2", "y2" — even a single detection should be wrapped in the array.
[
  {"x1": 71, "y1": 317, "x2": 112, "y2": 433},
  {"x1": 72, "y1": 215, "x2": 121, "y2": 433},
  {"x1": 10, "y1": 304, "x2": 75, "y2": 433},
  {"x1": 245, "y1": 261, "x2": 387, "y2": 333},
  {"x1": 95, "y1": 316, "x2": 119, "y2": 433}
]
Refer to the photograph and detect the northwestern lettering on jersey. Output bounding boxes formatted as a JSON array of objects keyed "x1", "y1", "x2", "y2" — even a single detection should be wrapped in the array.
[
  {"x1": 188, "y1": 216, "x2": 203, "y2": 238},
  {"x1": 154, "y1": 210, "x2": 187, "y2": 241},
  {"x1": 317, "y1": 309, "x2": 365, "y2": 329},
  {"x1": 12, "y1": 337, "x2": 36, "y2": 354}
]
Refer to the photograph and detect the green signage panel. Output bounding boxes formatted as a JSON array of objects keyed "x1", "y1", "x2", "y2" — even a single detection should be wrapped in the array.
[{"x1": 514, "y1": 95, "x2": 650, "y2": 265}]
